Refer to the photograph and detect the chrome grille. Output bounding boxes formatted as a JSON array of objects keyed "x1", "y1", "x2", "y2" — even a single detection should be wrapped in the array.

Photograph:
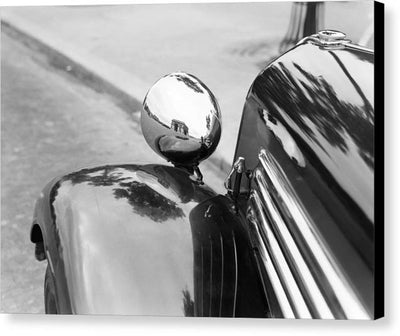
[
  {"x1": 193, "y1": 230, "x2": 238, "y2": 317},
  {"x1": 247, "y1": 148, "x2": 369, "y2": 319}
]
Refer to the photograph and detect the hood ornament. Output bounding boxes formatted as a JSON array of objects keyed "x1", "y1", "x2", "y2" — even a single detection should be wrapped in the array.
[{"x1": 297, "y1": 29, "x2": 351, "y2": 49}]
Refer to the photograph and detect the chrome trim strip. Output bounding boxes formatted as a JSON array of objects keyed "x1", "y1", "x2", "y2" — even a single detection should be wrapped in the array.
[
  {"x1": 232, "y1": 231, "x2": 238, "y2": 317},
  {"x1": 250, "y1": 191, "x2": 311, "y2": 319},
  {"x1": 247, "y1": 205, "x2": 296, "y2": 319},
  {"x1": 209, "y1": 237, "x2": 213, "y2": 317},
  {"x1": 258, "y1": 149, "x2": 369, "y2": 319},
  {"x1": 200, "y1": 245, "x2": 204, "y2": 316},
  {"x1": 45, "y1": 249, "x2": 55, "y2": 276},
  {"x1": 254, "y1": 169, "x2": 333, "y2": 319},
  {"x1": 218, "y1": 234, "x2": 224, "y2": 317},
  {"x1": 344, "y1": 43, "x2": 374, "y2": 54}
]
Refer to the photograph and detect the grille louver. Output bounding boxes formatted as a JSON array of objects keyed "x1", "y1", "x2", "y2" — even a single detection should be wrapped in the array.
[{"x1": 247, "y1": 148, "x2": 369, "y2": 319}]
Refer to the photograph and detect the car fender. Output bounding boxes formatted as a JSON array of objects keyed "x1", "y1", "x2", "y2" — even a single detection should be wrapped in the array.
[{"x1": 31, "y1": 164, "x2": 266, "y2": 316}]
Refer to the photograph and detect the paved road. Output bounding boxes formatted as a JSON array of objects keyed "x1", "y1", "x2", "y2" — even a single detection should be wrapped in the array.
[{"x1": 0, "y1": 32, "x2": 225, "y2": 313}]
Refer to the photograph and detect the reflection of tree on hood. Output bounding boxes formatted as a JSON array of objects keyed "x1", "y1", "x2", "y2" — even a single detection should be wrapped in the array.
[
  {"x1": 113, "y1": 181, "x2": 185, "y2": 223},
  {"x1": 62, "y1": 165, "x2": 208, "y2": 222},
  {"x1": 254, "y1": 60, "x2": 374, "y2": 168},
  {"x1": 65, "y1": 166, "x2": 130, "y2": 186}
]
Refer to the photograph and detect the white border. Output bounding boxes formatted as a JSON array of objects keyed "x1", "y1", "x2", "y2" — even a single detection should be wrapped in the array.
[{"x1": 1, "y1": 0, "x2": 399, "y2": 335}]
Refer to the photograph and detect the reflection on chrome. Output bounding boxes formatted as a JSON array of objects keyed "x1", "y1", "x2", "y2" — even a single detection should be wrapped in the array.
[
  {"x1": 141, "y1": 72, "x2": 222, "y2": 168},
  {"x1": 256, "y1": 148, "x2": 369, "y2": 319},
  {"x1": 253, "y1": 169, "x2": 332, "y2": 319},
  {"x1": 248, "y1": 192, "x2": 310, "y2": 319}
]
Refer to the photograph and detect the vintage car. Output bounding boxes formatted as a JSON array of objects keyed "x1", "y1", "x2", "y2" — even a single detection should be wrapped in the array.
[{"x1": 30, "y1": 30, "x2": 378, "y2": 319}]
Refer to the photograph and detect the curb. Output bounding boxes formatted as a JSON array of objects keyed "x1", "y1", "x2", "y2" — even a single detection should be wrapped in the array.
[
  {"x1": 1, "y1": 19, "x2": 144, "y2": 119},
  {"x1": 1, "y1": 17, "x2": 231, "y2": 174}
]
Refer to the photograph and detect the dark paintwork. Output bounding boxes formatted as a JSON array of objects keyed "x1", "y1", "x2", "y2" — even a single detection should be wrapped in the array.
[
  {"x1": 31, "y1": 164, "x2": 266, "y2": 316},
  {"x1": 234, "y1": 41, "x2": 374, "y2": 317},
  {"x1": 189, "y1": 195, "x2": 267, "y2": 317}
]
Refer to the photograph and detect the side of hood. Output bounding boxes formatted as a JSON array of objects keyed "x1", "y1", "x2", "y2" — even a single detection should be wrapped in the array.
[{"x1": 234, "y1": 41, "x2": 375, "y2": 317}]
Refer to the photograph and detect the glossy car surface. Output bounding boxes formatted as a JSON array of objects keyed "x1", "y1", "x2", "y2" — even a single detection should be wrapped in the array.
[
  {"x1": 235, "y1": 36, "x2": 374, "y2": 319},
  {"x1": 30, "y1": 31, "x2": 376, "y2": 319},
  {"x1": 31, "y1": 164, "x2": 267, "y2": 316}
]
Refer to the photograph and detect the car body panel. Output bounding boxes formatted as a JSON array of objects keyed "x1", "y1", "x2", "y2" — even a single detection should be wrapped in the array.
[
  {"x1": 234, "y1": 41, "x2": 374, "y2": 318},
  {"x1": 32, "y1": 164, "x2": 266, "y2": 316}
]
